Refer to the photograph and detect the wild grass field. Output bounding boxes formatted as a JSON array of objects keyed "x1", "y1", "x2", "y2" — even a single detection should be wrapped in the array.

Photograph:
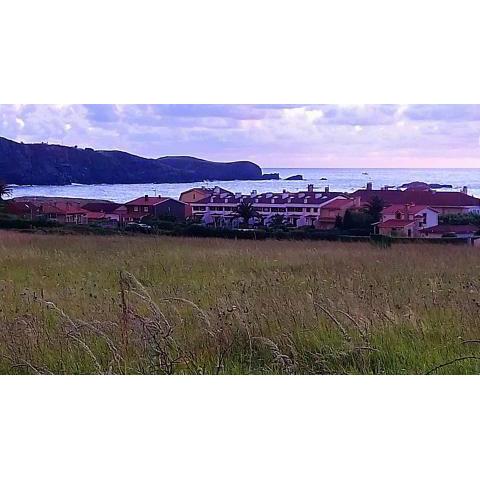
[{"x1": 0, "y1": 231, "x2": 480, "y2": 374}]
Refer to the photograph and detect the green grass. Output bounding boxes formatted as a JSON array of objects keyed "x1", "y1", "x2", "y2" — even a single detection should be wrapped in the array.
[{"x1": 1, "y1": 231, "x2": 480, "y2": 374}]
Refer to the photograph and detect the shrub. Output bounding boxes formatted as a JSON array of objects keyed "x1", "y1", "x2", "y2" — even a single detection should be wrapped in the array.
[
  {"x1": 0, "y1": 217, "x2": 55, "y2": 230},
  {"x1": 440, "y1": 213, "x2": 480, "y2": 226}
]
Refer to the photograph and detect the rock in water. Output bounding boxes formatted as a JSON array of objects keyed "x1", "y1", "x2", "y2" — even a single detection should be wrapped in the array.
[
  {"x1": 285, "y1": 175, "x2": 303, "y2": 180},
  {"x1": 262, "y1": 173, "x2": 280, "y2": 180},
  {"x1": 400, "y1": 181, "x2": 453, "y2": 190}
]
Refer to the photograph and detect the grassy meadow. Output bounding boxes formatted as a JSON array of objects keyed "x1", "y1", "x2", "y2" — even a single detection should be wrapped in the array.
[{"x1": 1, "y1": 231, "x2": 480, "y2": 374}]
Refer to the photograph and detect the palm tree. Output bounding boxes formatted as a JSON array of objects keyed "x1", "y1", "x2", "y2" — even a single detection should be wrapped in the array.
[
  {"x1": 0, "y1": 180, "x2": 12, "y2": 201},
  {"x1": 234, "y1": 198, "x2": 259, "y2": 228}
]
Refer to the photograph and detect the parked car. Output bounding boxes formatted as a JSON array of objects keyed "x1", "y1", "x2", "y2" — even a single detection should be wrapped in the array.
[{"x1": 125, "y1": 222, "x2": 153, "y2": 233}]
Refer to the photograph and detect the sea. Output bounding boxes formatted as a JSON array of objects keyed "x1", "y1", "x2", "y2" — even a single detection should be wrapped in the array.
[{"x1": 9, "y1": 168, "x2": 480, "y2": 202}]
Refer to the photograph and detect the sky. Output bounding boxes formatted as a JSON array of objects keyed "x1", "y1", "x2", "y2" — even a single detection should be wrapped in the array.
[{"x1": 1, "y1": 104, "x2": 480, "y2": 168}]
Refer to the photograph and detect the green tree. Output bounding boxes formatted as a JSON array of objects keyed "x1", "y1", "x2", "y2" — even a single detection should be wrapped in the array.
[
  {"x1": 334, "y1": 214, "x2": 343, "y2": 229},
  {"x1": 343, "y1": 209, "x2": 374, "y2": 231},
  {"x1": 234, "y1": 198, "x2": 259, "y2": 228},
  {"x1": 269, "y1": 214, "x2": 288, "y2": 229},
  {"x1": 343, "y1": 209, "x2": 354, "y2": 229},
  {"x1": 364, "y1": 196, "x2": 385, "y2": 223}
]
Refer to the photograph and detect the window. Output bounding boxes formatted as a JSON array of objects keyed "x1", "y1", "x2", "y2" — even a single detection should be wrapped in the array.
[
  {"x1": 143, "y1": 206, "x2": 149, "y2": 212},
  {"x1": 133, "y1": 206, "x2": 139, "y2": 212}
]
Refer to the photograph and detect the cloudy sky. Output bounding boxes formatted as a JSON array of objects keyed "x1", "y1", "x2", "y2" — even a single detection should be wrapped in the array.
[{"x1": 1, "y1": 104, "x2": 480, "y2": 168}]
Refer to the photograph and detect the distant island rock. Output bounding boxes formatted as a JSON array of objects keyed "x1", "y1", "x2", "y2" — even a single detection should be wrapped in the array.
[
  {"x1": 262, "y1": 173, "x2": 280, "y2": 180},
  {"x1": 285, "y1": 175, "x2": 303, "y2": 181},
  {"x1": 0, "y1": 136, "x2": 263, "y2": 186},
  {"x1": 400, "y1": 181, "x2": 453, "y2": 190}
]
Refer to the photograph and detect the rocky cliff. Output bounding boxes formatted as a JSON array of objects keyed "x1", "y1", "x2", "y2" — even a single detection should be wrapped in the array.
[{"x1": 0, "y1": 136, "x2": 263, "y2": 185}]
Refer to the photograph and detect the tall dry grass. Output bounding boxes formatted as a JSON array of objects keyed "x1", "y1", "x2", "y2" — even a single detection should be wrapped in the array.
[{"x1": 1, "y1": 231, "x2": 480, "y2": 374}]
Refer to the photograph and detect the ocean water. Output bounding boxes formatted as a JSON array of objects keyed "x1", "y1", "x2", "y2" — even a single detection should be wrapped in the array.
[{"x1": 9, "y1": 168, "x2": 480, "y2": 202}]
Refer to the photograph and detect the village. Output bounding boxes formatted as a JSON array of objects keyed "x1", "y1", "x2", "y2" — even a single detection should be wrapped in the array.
[{"x1": 2, "y1": 181, "x2": 480, "y2": 241}]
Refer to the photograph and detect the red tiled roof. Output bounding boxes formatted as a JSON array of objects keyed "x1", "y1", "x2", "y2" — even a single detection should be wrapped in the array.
[
  {"x1": 85, "y1": 211, "x2": 107, "y2": 220},
  {"x1": 382, "y1": 204, "x2": 438, "y2": 215},
  {"x1": 181, "y1": 186, "x2": 232, "y2": 195},
  {"x1": 193, "y1": 192, "x2": 347, "y2": 206},
  {"x1": 41, "y1": 203, "x2": 87, "y2": 215},
  {"x1": 352, "y1": 189, "x2": 480, "y2": 207},
  {"x1": 377, "y1": 219, "x2": 415, "y2": 228},
  {"x1": 40, "y1": 204, "x2": 66, "y2": 214},
  {"x1": 82, "y1": 202, "x2": 122, "y2": 213},
  {"x1": 57, "y1": 203, "x2": 88, "y2": 215},
  {"x1": 321, "y1": 198, "x2": 353, "y2": 210},
  {"x1": 5, "y1": 201, "x2": 38, "y2": 215},
  {"x1": 421, "y1": 224, "x2": 479, "y2": 234},
  {"x1": 125, "y1": 196, "x2": 170, "y2": 206}
]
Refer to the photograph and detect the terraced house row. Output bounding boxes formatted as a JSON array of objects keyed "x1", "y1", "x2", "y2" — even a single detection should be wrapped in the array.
[{"x1": 186, "y1": 185, "x2": 356, "y2": 228}]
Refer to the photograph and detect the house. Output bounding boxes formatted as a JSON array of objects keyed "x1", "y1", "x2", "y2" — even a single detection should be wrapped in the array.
[
  {"x1": 124, "y1": 195, "x2": 189, "y2": 222},
  {"x1": 3, "y1": 201, "x2": 40, "y2": 219},
  {"x1": 352, "y1": 184, "x2": 480, "y2": 215},
  {"x1": 315, "y1": 197, "x2": 358, "y2": 229},
  {"x1": 421, "y1": 224, "x2": 480, "y2": 238},
  {"x1": 38, "y1": 202, "x2": 88, "y2": 224},
  {"x1": 179, "y1": 186, "x2": 232, "y2": 204},
  {"x1": 373, "y1": 204, "x2": 439, "y2": 237},
  {"x1": 381, "y1": 204, "x2": 439, "y2": 228},
  {"x1": 6, "y1": 198, "x2": 89, "y2": 224},
  {"x1": 82, "y1": 202, "x2": 123, "y2": 225},
  {"x1": 191, "y1": 185, "x2": 351, "y2": 228}
]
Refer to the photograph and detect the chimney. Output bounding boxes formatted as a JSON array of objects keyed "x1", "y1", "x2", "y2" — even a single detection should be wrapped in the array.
[
  {"x1": 158, "y1": 194, "x2": 161, "y2": 198},
  {"x1": 404, "y1": 203, "x2": 410, "y2": 220},
  {"x1": 463, "y1": 186, "x2": 468, "y2": 194},
  {"x1": 283, "y1": 189, "x2": 288, "y2": 193},
  {"x1": 307, "y1": 184, "x2": 314, "y2": 192},
  {"x1": 144, "y1": 195, "x2": 149, "y2": 202},
  {"x1": 366, "y1": 182, "x2": 372, "y2": 191},
  {"x1": 251, "y1": 189, "x2": 257, "y2": 196},
  {"x1": 324, "y1": 186, "x2": 330, "y2": 193}
]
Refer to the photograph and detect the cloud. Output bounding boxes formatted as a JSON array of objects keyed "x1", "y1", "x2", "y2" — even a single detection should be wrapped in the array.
[
  {"x1": 403, "y1": 104, "x2": 480, "y2": 121},
  {"x1": 83, "y1": 104, "x2": 120, "y2": 123},
  {"x1": 0, "y1": 104, "x2": 480, "y2": 167}
]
